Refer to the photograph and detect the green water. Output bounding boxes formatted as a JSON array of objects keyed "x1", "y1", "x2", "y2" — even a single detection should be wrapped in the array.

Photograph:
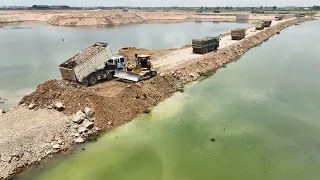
[{"x1": 19, "y1": 20, "x2": 320, "y2": 180}]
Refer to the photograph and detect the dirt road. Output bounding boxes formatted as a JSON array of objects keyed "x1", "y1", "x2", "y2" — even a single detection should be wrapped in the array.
[{"x1": 152, "y1": 18, "x2": 293, "y2": 73}]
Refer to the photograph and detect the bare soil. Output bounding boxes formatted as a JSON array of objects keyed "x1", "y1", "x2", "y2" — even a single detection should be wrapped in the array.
[
  {"x1": 0, "y1": 17, "x2": 314, "y2": 179},
  {"x1": 0, "y1": 10, "x2": 277, "y2": 27}
]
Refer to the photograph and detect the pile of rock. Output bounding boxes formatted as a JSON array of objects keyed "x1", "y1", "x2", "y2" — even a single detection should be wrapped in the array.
[
  {"x1": 70, "y1": 107, "x2": 99, "y2": 144},
  {"x1": 26, "y1": 102, "x2": 65, "y2": 112},
  {"x1": 171, "y1": 69, "x2": 201, "y2": 83},
  {"x1": 61, "y1": 45, "x2": 105, "y2": 69}
]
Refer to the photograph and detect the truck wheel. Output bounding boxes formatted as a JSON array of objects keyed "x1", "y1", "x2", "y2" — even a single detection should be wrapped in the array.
[
  {"x1": 107, "y1": 72, "x2": 113, "y2": 80},
  {"x1": 89, "y1": 75, "x2": 98, "y2": 85},
  {"x1": 82, "y1": 78, "x2": 90, "y2": 87},
  {"x1": 152, "y1": 70, "x2": 157, "y2": 77}
]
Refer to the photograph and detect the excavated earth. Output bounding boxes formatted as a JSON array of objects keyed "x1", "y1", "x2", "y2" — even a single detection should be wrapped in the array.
[{"x1": 0, "y1": 17, "x2": 314, "y2": 179}]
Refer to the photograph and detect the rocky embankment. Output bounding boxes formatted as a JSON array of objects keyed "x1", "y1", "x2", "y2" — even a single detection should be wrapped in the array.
[
  {"x1": 0, "y1": 104, "x2": 100, "y2": 179},
  {"x1": 0, "y1": 17, "x2": 314, "y2": 179}
]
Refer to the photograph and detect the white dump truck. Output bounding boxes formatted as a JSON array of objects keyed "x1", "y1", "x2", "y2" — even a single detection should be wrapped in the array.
[{"x1": 59, "y1": 42, "x2": 126, "y2": 86}]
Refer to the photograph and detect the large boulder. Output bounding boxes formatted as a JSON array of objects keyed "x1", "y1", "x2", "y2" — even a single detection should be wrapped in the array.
[
  {"x1": 75, "y1": 137, "x2": 85, "y2": 143},
  {"x1": 82, "y1": 119, "x2": 94, "y2": 129},
  {"x1": 84, "y1": 107, "x2": 95, "y2": 118},
  {"x1": 52, "y1": 144, "x2": 61, "y2": 149},
  {"x1": 28, "y1": 103, "x2": 36, "y2": 110},
  {"x1": 71, "y1": 132, "x2": 80, "y2": 137},
  {"x1": 78, "y1": 126, "x2": 88, "y2": 134},
  {"x1": 73, "y1": 110, "x2": 86, "y2": 124},
  {"x1": 189, "y1": 72, "x2": 200, "y2": 78},
  {"x1": 54, "y1": 103, "x2": 65, "y2": 111}
]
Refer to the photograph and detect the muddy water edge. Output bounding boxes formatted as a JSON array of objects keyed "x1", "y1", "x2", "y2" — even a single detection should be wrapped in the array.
[{"x1": 16, "y1": 18, "x2": 320, "y2": 180}]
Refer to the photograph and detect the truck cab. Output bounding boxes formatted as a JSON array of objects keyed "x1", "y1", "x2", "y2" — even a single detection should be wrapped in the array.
[
  {"x1": 275, "y1": 15, "x2": 283, "y2": 21},
  {"x1": 105, "y1": 56, "x2": 127, "y2": 70}
]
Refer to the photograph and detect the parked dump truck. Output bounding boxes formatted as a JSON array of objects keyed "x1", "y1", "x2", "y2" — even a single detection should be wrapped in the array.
[
  {"x1": 275, "y1": 15, "x2": 284, "y2": 21},
  {"x1": 296, "y1": 13, "x2": 305, "y2": 17},
  {"x1": 192, "y1": 36, "x2": 219, "y2": 54},
  {"x1": 231, "y1": 28, "x2": 246, "y2": 40},
  {"x1": 255, "y1": 22, "x2": 265, "y2": 30},
  {"x1": 263, "y1": 20, "x2": 272, "y2": 27},
  {"x1": 59, "y1": 42, "x2": 127, "y2": 86}
]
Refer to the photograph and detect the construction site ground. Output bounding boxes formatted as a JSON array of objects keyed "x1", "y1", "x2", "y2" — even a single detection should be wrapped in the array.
[
  {"x1": 0, "y1": 10, "x2": 278, "y2": 27},
  {"x1": 150, "y1": 18, "x2": 292, "y2": 73},
  {"x1": 0, "y1": 17, "x2": 314, "y2": 179}
]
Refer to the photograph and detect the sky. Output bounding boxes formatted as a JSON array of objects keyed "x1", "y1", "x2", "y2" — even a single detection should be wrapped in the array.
[{"x1": 0, "y1": 0, "x2": 318, "y2": 7}]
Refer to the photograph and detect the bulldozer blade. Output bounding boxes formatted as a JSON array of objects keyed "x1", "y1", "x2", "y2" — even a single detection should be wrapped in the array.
[{"x1": 114, "y1": 70, "x2": 139, "y2": 82}]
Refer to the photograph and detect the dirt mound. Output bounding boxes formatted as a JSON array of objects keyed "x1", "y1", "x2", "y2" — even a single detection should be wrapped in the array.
[
  {"x1": 47, "y1": 14, "x2": 146, "y2": 27},
  {"x1": 0, "y1": 16, "x2": 24, "y2": 23},
  {"x1": 20, "y1": 77, "x2": 180, "y2": 129}
]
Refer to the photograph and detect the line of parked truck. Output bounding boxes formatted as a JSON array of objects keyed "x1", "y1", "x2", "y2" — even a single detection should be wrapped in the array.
[{"x1": 191, "y1": 18, "x2": 277, "y2": 55}]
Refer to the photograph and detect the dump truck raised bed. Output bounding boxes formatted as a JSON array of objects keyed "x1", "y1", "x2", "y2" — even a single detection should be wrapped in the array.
[
  {"x1": 263, "y1": 20, "x2": 272, "y2": 27},
  {"x1": 231, "y1": 28, "x2": 246, "y2": 40},
  {"x1": 59, "y1": 42, "x2": 126, "y2": 86},
  {"x1": 192, "y1": 36, "x2": 219, "y2": 54}
]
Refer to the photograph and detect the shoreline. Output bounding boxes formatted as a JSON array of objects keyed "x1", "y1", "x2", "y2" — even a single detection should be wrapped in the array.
[
  {"x1": 0, "y1": 18, "x2": 240, "y2": 27},
  {"x1": 0, "y1": 17, "x2": 315, "y2": 179},
  {"x1": 0, "y1": 10, "x2": 277, "y2": 27}
]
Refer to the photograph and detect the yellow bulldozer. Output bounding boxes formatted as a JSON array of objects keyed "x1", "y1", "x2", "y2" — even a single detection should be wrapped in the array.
[{"x1": 114, "y1": 54, "x2": 157, "y2": 82}]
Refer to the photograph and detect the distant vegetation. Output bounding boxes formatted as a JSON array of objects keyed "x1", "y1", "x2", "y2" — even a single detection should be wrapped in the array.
[
  {"x1": 0, "y1": 5, "x2": 320, "y2": 12},
  {"x1": 305, "y1": 12, "x2": 317, "y2": 16}
]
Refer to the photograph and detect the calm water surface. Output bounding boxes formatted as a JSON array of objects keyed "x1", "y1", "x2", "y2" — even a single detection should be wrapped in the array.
[
  {"x1": 0, "y1": 22, "x2": 250, "y2": 109},
  {"x1": 19, "y1": 20, "x2": 320, "y2": 179}
]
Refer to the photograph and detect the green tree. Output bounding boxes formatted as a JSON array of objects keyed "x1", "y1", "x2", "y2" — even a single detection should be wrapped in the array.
[
  {"x1": 273, "y1": 6, "x2": 277, "y2": 10},
  {"x1": 312, "y1": 5, "x2": 320, "y2": 10}
]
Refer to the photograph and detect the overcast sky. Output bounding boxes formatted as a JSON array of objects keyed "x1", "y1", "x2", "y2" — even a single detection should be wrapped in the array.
[{"x1": 0, "y1": 0, "x2": 318, "y2": 7}]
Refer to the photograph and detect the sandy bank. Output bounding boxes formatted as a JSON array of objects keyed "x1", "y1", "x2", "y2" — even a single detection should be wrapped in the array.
[
  {"x1": 0, "y1": 10, "x2": 279, "y2": 27},
  {"x1": 0, "y1": 17, "x2": 314, "y2": 179}
]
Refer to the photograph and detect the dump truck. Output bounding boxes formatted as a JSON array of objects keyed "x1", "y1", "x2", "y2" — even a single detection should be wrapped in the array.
[
  {"x1": 263, "y1": 20, "x2": 272, "y2": 27},
  {"x1": 59, "y1": 42, "x2": 127, "y2": 86},
  {"x1": 255, "y1": 22, "x2": 265, "y2": 30},
  {"x1": 275, "y1": 15, "x2": 284, "y2": 21},
  {"x1": 296, "y1": 13, "x2": 305, "y2": 17},
  {"x1": 192, "y1": 36, "x2": 219, "y2": 54},
  {"x1": 231, "y1": 28, "x2": 246, "y2": 40},
  {"x1": 114, "y1": 54, "x2": 157, "y2": 82}
]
